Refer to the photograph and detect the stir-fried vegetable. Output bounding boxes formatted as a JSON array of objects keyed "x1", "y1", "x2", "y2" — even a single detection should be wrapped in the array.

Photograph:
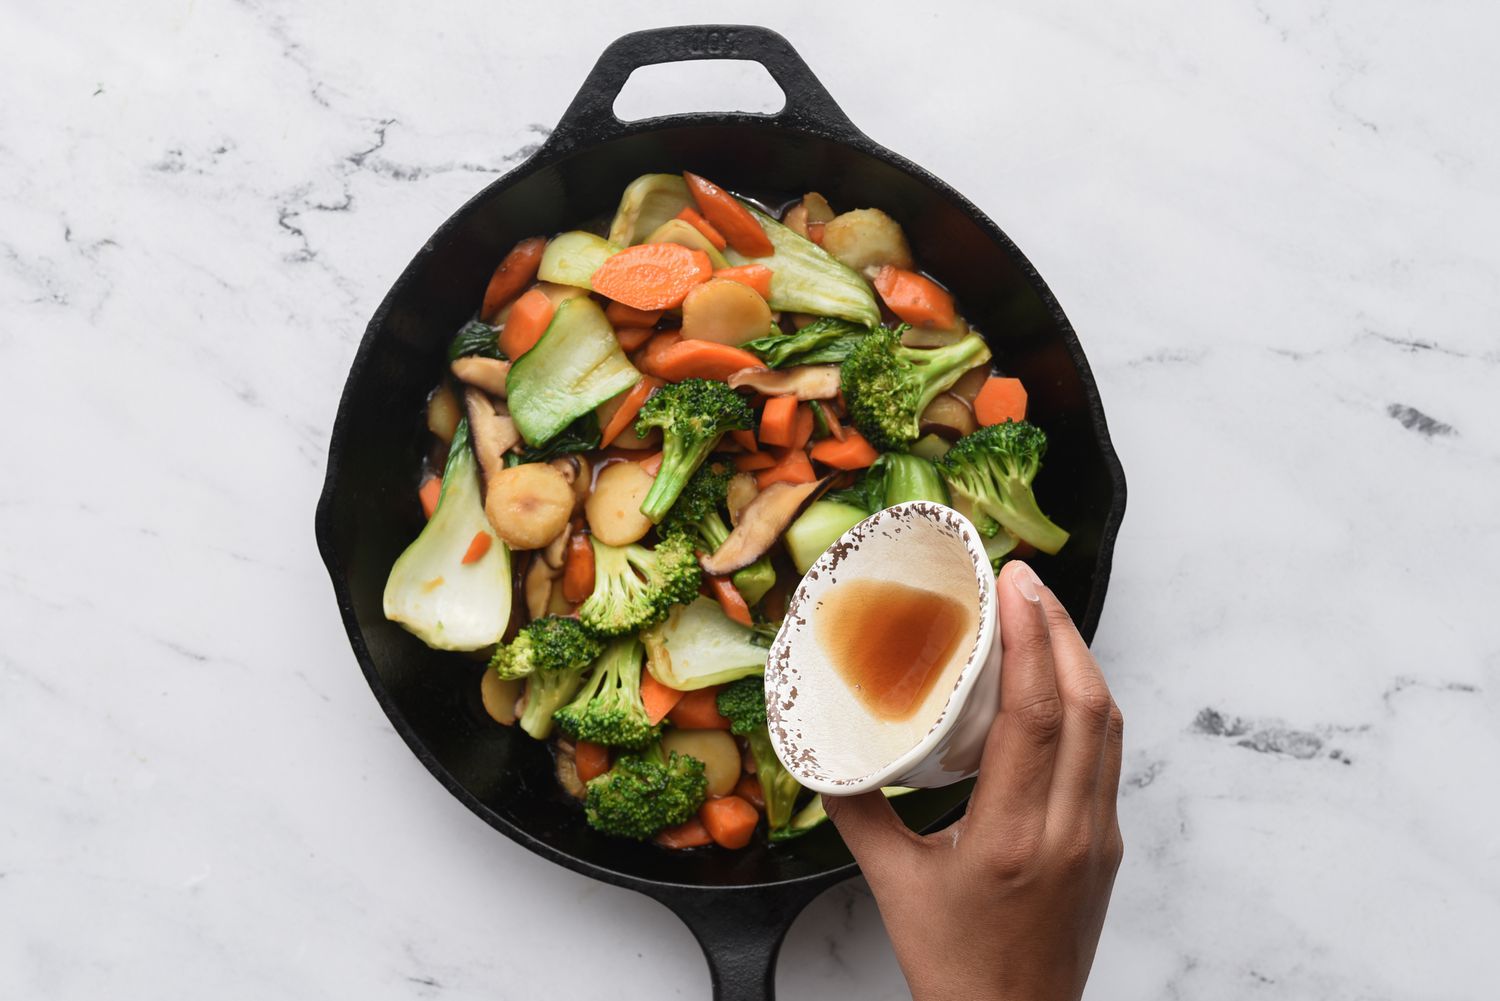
[{"x1": 384, "y1": 171, "x2": 1073, "y2": 850}]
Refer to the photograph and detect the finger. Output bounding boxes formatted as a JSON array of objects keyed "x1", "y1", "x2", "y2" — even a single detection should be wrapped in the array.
[
  {"x1": 1036, "y1": 585, "x2": 1117, "y2": 820},
  {"x1": 1098, "y1": 695, "x2": 1124, "y2": 817},
  {"x1": 968, "y1": 561, "x2": 1061, "y2": 825},
  {"x1": 824, "y1": 791, "x2": 921, "y2": 883}
]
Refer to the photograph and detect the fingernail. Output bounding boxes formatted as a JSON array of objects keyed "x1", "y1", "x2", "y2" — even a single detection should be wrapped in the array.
[{"x1": 1011, "y1": 563, "x2": 1042, "y2": 603}]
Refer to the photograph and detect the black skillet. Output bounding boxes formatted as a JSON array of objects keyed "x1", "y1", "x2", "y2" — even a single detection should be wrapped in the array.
[{"x1": 315, "y1": 24, "x2": 1126, "y2": 1000}]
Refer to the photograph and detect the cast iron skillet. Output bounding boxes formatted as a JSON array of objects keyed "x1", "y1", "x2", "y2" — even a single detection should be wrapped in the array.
[{"x1": 315, "y1": 25, "x2": 1126, "y2": 1000}]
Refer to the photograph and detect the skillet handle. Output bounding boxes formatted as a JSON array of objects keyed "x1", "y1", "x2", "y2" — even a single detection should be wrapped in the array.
[
  {"x1": 650, "y1": 882, "x2": 828, "y2": 1001},
  {"x1": 545, "y1": 24, "x2": 862, "y2": 151}
]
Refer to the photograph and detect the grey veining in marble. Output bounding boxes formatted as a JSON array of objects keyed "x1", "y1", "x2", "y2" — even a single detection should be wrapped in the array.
[{"x1": 2, "y1": 1, "x2": 1497, "y2": 998}]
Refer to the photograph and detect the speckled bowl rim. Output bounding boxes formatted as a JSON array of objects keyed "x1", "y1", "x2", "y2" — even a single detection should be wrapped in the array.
[{"x1": 765, "y1": 501, "x2": 998, "y2": 795}]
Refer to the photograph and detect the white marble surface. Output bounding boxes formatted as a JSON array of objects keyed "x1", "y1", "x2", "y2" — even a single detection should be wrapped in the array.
[{"x1": 3, "y1": 1, "x2": 1497, "y2": 997}]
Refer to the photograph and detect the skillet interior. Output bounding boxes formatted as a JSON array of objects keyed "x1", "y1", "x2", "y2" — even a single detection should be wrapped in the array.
[{"x1": 317, "y1": 123, "x2": 1122, "y2": 889}]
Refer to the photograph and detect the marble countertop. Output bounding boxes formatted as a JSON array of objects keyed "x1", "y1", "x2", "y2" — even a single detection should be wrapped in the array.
[{"x1": 3, "y1": 1, "x2": 1497, "y2": 998}]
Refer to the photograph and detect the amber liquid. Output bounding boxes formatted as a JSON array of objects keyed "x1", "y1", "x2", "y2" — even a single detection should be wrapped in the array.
[{"x1": 816, "y1": 579, "x2": 974, "y2": 721}]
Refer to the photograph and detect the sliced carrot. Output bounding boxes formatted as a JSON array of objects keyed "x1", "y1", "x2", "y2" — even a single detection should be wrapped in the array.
[
  {"x1": 734, "y1": 773, "x2": 766, "y2": 810},
  {"x1": 461, "y1": 531, "x2": 492, "y2": 564},
  {"x1": 645, "y1": 339, "x2": 766, "y2": 383},
  {"x1": 675, "y1": 206, "x2": 728, "y2": 250},
  {"x1": 605, "y1": 300, "x2": 663, "y2": 328},
  {"x1": 667, "y1": 686, "x2": 733, "y2": 730},
  {"x1": 806, "y1": 221, "x2": 826, "y2": 246},
  {"x1": 872, "y1": 265, "x2": 957, "y2": 330},
  {"x1": 638, "y1": 452, "x2": 664, "y2": 476},
  {"x1": 788, "y1": 404, "x2": 815, "y2": 453},
  {"x1": 810, "y1": 429, "x2": 880, "y2": 470},
  {"x1": 713, "y1": 264, "x2": 773, "y2": 300},
  {"x1": 816, "y1": 402, "x2": 845, "y2": 441},
  {"x1": 480, "y1": 236, "x2": 546, "y2": 323},
  {"x1": 574, "y1": 741, "x2": 611, "y2": 784},
  {"x1": 654, "y1": 816, "x2": 714, "y2": 849},
  {"x1": 614, "y1": 326, "x2": 655, "y2": 352},
  {"x1": 705, "y1": 575, "x2": 753, "y2": 627},
  {"x1": 700, "y1": 795, "x2": 759, "y2": 849},
  {"x1": 418, "y1": 476, "x2": 442, "y2": 519},
  {"x1": 633, "y1": 332, "x2": 684, "y2": 379},
  {"x1": 599, "y1": 376, "x2": 662, "y2": 447},
  {"x1": 758, "y1": 395, "x2": 798, "y2": 448},
  {"x1": 562, "y1": 532, "x2": 595, "y2": 602},
  {"x1": 683, "y1": 172, "x2": 774, "y2": 258},
  {"x1": 730, "y1": 429, "x2": 759, "y2": 453},
  {"x1": 756, "y1": 449, "x2": 817, "y2": 489},
  {"x1": 590, "y1": 243, "x2": 714, "y2": 310},
  {"x1": 973, "y1": 377, "x2": 1028, "y2": 426},
  {"x1": 734, "y1": 450, "x2": 778, "y2": 472},
  {"x1": 641, "y1": 671, "x2": 685, "y2": 726},
  {"x1": 497, "y1": 288, "x2": 555, "y2": 360}
]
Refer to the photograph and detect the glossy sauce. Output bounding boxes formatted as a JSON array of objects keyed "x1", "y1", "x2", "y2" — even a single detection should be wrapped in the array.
[{"x1": 816, "y1": 579, "x2": 973, "y2": 721}]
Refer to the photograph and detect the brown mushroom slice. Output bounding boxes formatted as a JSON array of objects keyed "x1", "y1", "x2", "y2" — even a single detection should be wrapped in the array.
[
  {"x1": 950, "y1": 364, "x2": 990, "y2": 405},
  {"x1": 920, "y1": 393, "x2": 978, "y2": 439},
  {"x1": 725, "y1": 473, "x2": 758, "y2": 527},
  {"x1": 450, "y1": 356, "x2": 511, "y2": 397},
  {"x1": 463, "y1": 387, "x2": 521, "y2": 480},
  {"x1": 524, "y1": 553, "x2": 561, "y2": 621},
  {"x1": 700, "y1": 475, "x2": 835, "y2": 576},
  {"x1": 727, "y1": 365, "x2": 841, "y2": 401}
]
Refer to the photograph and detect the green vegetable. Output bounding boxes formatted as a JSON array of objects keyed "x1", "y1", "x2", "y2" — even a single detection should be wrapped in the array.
[
  {"x1": 782, "y1": 500, "x2": 868, "y2": 574},
  {"x1": 633, "y1": 379, "x2": 755, "y2": 523},
  {"x1": 723, "y1": 206, "x2": 880, "y2": 326},
  {"x1": 937, "y1": 421, "x2": 1070, "y2": 555},
  {"x1": 576, "y1": 534, "x2": 702, "y2": 638},
  {"x1": 584, "y1": 741, "x2": 708, "y2": 840},
  {"x1": 448, "y1": 319, "x2": 503, "y2": 362},
  {"x1": 716, "y1": 677, "x2": 802, "y2": 829},
  {"x1": 553, "y1": 635, "x2": 657, "y2": 749},
  {"x1": 840, "y1": 326, "x2": 992, "y2": 450},
  {"x1": 505, "y1": 412, "x2": 600, "y2": 466},
  {"x1": 381, "y1": 420, "x2": 512, "y2": 650},
  {"x1": 769, "y1": 787, "x2": 916, "y2": 841},
  {"x1": 909, "y1": 432, "x2": 952, "y2": 462},
  {"x1": 881, "y1": 453, "x2": 950, "y2": 506},
  {"x1": 608, "y1": 174, "x2": 693, "y2": 246},
  {"x1": 536, "y1": 230, "x2": 620, "y2": 290},
  {"x1": 506, "y1": 297, "x2": 641, "y2": 446},
  {"x1": 661, "y1": 464, "x2": 777, "y2": 606},
  {"x1": 642, "y1": 596, "x2": 768, "y2": 691},
  {"x1": 983, "y1": 527, "x2": 1020, "y2": 573},
  {"x1": 489, "y1": 617, "x2": 605, "y2": 740},
  {"x1": 742, "y1": 317, "x2": 870, "y2": 368}
]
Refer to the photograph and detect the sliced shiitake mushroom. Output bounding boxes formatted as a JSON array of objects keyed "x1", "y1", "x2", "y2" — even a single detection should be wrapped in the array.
[
  {"x1": 485, "y1": 463, "x2": 574, "y2": 550},
  {"x1": 920, "y1": 392, "x2": 978, "y2": 439},
  {"x1": 726, "y1": 472, "x2": 758, "y2": 527},
  {"x1": 463, "y1": 387, "x2": 521, "y2": 481},
  {"x1": 783, "y1": 192, "x2": 835, "y2": 237},
  {"x1": 450, "y1": 356, "x2": 511, "y2": 397},
  {"x1": 727, "y1": 365, "x2": 841, "y2": 401},
  {"x1": 524, "y1": 552, "x2": 561, "y2": 621},
  {"x1": 950, "y1": 364, "x2": 990, "y2": 405},
  {"x1": 821, "y1": 208, "x2": 913, "y2": 275},
  {"x1": 480, "y1": 670, "x2": 522, "y2": 725},
  {"x1": 547, "y1": 455, "x2": 592, "y2": 512},
  {"x1": 700, "y1": 475, "x2": 834, "y2": 575},
  {"x1": 554, "y1": 741, "x2": 587, "y2": 800}
]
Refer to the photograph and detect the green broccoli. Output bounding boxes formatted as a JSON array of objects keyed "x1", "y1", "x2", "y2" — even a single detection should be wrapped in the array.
[
  {"x1": 553, "y1": 635, "x2": 658, "y2": 749},
  {"x1": 584, "y1": 741, "x2": 708, "y2": 840},
  {"x1": 716, "y1": 676, "x2": 802, "y2": 830},
  {"x1": 576, "y1": 533, "x2": 702, "y2": 637},
  {"x1": 840, "y1": 326, "x2": 992, "y2": 450},
  {"x1": 634, "y1": 379, "x2": 754, "y2": 523},
  {"x1": 661, "y1": 464, "x2": 777, "y2": 606},
  {"x1": 490, "y1": 617, "x2": 605, "y2": 740},
  {"x1": 937, "y1": 420, "x2": 1070, "y2": 555}
]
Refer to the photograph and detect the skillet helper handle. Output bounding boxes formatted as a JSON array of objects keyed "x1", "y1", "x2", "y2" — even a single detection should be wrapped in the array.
[
  {"x1": 656, "y1": 883, "x2": 825, "y2": 1001},
  {"x1": 546, "y1": 24, "x2": 862, "y2": 151}
]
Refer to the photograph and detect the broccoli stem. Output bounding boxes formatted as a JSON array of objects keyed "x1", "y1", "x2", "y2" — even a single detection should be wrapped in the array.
[
  {"x1": 639, "y1": 437, "x2": 717, "y2": 523},
  {"x1": 519, "y1": 669, "x2": 587, "y2": 740},
  {"x1": 982, "y1": 486, "x2": 1070, "y2": 555}
]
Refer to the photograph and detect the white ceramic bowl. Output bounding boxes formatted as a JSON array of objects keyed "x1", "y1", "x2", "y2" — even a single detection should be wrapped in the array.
[{"x1": 765, "y1": 501, "x2": 1002, "y2": 796}]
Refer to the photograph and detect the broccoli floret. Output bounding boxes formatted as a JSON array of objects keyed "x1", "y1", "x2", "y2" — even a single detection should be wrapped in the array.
[
  {"x1": 937, "y1": 420, "x2": 1070, "y2": 555},
  {"x1": 634, "y1": 379, "x2": 754, "y2": 522},
  {"x1": 716, "y1": 677, "x2": 802, "y2": 830},
  {"x1": 661, "y1": 464, "x2": 777, "y2": 607},
  {"x1": 494, "y1": 617, "x2": 606, "y2": 740},
  {"x1": 584, "y1": 741, "x2": 708, "y2": 840},
  {"x1": 577, "y1": 534, "x2": 702, "y2": 637},
  {"x1": 553, "y1": 635, "x2": 658, "y2": 749},
  {"x1": 840, "y1": 326, "x2": 992, "y2": 450}
]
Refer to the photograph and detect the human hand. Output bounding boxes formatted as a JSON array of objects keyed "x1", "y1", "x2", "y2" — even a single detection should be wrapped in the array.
[{"x1": 824, "y1": 561, "x2": 1123, "y2": 1001}]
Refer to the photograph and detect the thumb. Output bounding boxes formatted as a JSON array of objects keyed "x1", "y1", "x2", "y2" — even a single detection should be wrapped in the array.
[{"x1": 824, "y1": 791, "x2": 920, "y2": 882}]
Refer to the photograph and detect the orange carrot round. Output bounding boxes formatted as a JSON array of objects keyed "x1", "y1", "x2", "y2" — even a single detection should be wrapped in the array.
[
  {"x1": 756, "y1": 449, "x2": 816, "y2": 489},
  {"x1": 705, "y1": 575, "x2": 753, "y2": 627},
  {"x1": 873, "y1": 265, "x2": 957, "y2": 330},
  {"x1": 675, "y1": 205, "x2": 728, "y2": 250},
  {"x1": 574, "y1": 740, "x2": 611, "y2": 784},
  {"x1": 758, "y1": 395, "x2": 799, "y2": 448},
  {"x1": 613, "y1": 326, "x2": 656, "y2": 352},
  {"x1": 605, "y1": 300, "x2": 664, "y2": 328},
  {"x1": 733, "y1": 773, "x2": 766, "y2": 810},
  {"x1": 683, "y1": 172, "x2": 774, "y2": 258},
  {"x1": 639, "y1": 338, "x2": 765, "y2": 383},
  {"x1": 498, "y1": 288, "x2": 555, "y2": 360},
  {"x1": 599, "y1": 376, "x2": 661, "y2": 448},
  {"x1": 810, "y1": 429, "x2": 880, "y2": 470},
  {"x1": 562, "y1": 532, "x2": 595, "y2": 602},
  {"x1": 654, "y1": 816, "x2": 714, "y2": 849},
  {"x1": 734, "y1": 450, "x2": 778, "y2": 472},
  {"x1": 418, "y1": 476, "x2": 443, "y2": 519},
  {"x1": 713, "y1": 264, "x2": 773, "y2": 300},
  {"x1": 667, "y1": 687, "x2": 733, "y2": 731},
  {"x1": 641, "y1": 671, "x2": 685, "y2": 726},
  {"x1": 480, "y1": 236, "x2": 546, "y2": 323},
  {"x1": 590, "y1": 243, "x2": 714, "y2": 310},
  {"x1": 699, "y1": 795, "x2": 760, "y2": 849},
  {"x1": 973, "y1": 377, "x2": 1028, "y2": 426}
]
